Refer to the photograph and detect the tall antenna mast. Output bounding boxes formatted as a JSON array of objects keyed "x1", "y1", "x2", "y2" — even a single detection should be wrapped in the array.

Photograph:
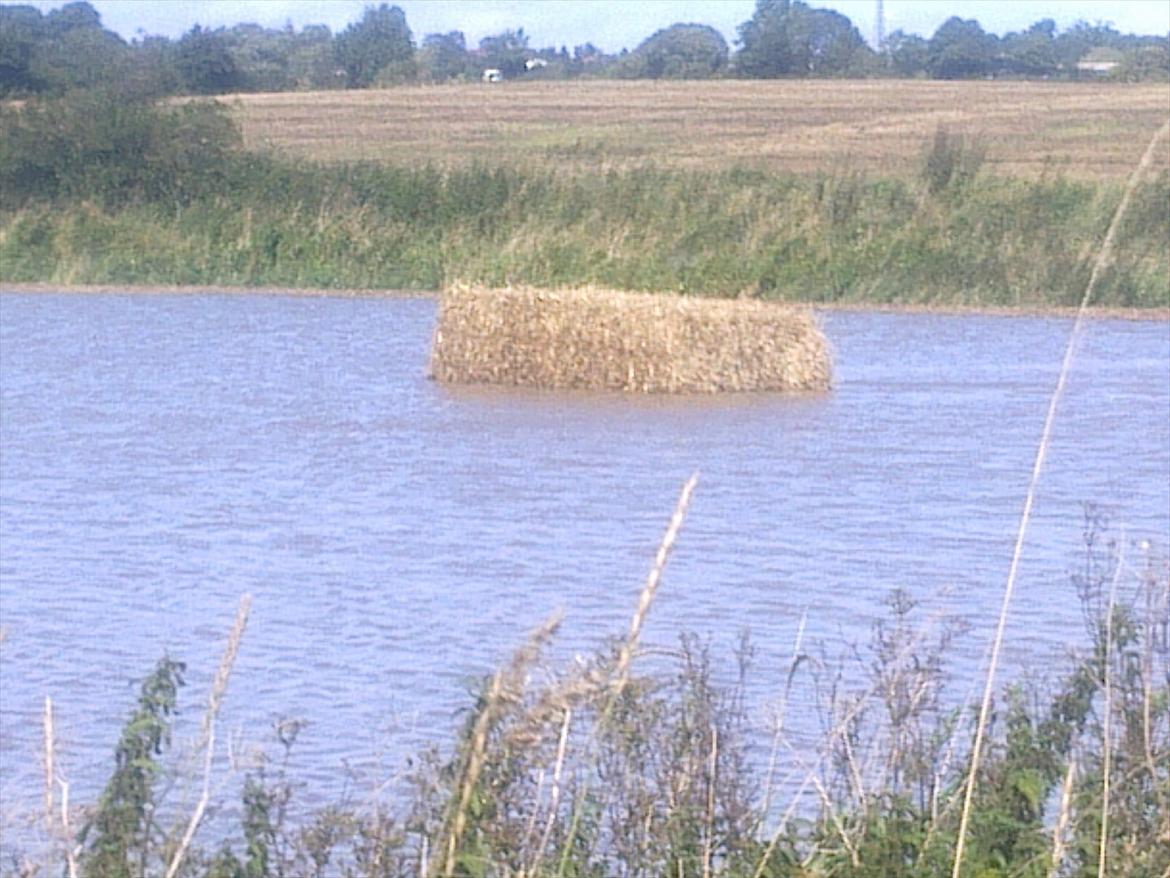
[{"x1": 875, "y1": 0, "x2": 885, "y2": 50}]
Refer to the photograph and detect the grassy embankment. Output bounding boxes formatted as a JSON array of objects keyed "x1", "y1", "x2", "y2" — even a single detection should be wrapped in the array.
[{"x1": 1, "y1": 82, "x2": 1168, "y2": 307}]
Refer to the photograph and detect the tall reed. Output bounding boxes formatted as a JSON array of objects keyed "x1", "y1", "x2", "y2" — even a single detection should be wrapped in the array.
[{"x1": 950, "y1": 119, "x2": 1170, "y2": 878}]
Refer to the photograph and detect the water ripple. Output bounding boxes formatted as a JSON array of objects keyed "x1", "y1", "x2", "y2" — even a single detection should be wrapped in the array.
[{"x1": 1, "y1": 295, "x2": 1167, "y2": 837}]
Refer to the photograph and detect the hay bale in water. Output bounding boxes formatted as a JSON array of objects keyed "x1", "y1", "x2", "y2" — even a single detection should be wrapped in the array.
[{"x1": 429, "y1": 284, "x2": 833, "y2": 393}]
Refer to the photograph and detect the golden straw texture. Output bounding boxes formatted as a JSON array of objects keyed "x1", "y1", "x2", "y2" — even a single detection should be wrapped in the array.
[{"x1": 429, "y1": 284, "x2": 833, "y2": 394}]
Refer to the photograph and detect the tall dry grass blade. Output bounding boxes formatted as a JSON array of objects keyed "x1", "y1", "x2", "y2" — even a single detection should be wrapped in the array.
[
  {"x1": 442, "y1": 669, "x2": 505, "y2": 878},
  {"x1": 1098, "y1": 544, "x2": 1124, "y2": 878},
  {"x1": 808, "y1": 752, "x2": 861, "y2": 868},
  {"x1": 521, "y1": 768, "x2": 547, "y2": 857},
  {"x1": 557, "y1": 473, "x2": 699, "y2": 878},
  {"x1": 703, "y1": 725, "x2": 718, "y2": 878},
  {"x1": 762, "y1": 610, "x2": 807, "y2": 819},
  {"x1": 59, "y1": 777, "x2": 78, "y2": 878},
  {"x1": 1136, "y1": 544, "x2": 1168, "y2": 821},
  {"x1": 165, "y1": 593, "x2": 252, "y2": 878},
  {"x1": 614, "y1": 471, "x2": 700, "y2": 695},
  {"x1": 42, "y1": 696, "x2": 54, "y2": 831},
  {"x1": 756, "y1": 602, "x2": 959, "y2": 877},
  {"x1": 950, "y1": 118, "x2": 1170, "y2": 878},
  {"x1": 780, "y1": 735, "x2": 862, "y2": 868},
  {"x1": 440, "y1": 611, "x2": 562, "y2": 878},
  {"x1": 1081, "y1": 121, "x2": 1170, "y2": 303},
  {"x1": 840, "y1": 715, "x2": 869, "y2": 811},
  {"x1": 531, "y1": 707, "x2": 572, "y2": 874},
  {"x1": 1050, "y1": 752, "x2": 1078, "y2": 878},
  {"x1": 42, "y1": 693, "x2": 79, "y2": 878},
  {"x1": 752, "y1": 772, "x2": 817, "y2": 878}
]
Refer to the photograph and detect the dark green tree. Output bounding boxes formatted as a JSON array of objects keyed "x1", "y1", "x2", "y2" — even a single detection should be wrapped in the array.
[
  {"x1": 569, "y1": 41, "x2": 612, "y2": 76},
  {"x1": 478, "y1": 27, "x2": 529, "y2": 78},
  {"x1": 0, "y1": 2, "x2": 128, "y2": 95},
  {"x1": 123, "y1": 34, "x2": 182, "y2": 98},
  {"x1": 927, "y1": 16, "x2": 998, "y2": 79},
  {"x1": 884, "y1": 29, "x2": 929, "y2": 77},
  {"x1": 999, "y1": 19, "x2": 1059, "y2": 78},
  {"x1": 418, "y1": 30, "x2": 471, "y2": 82},
  {"x1": 34, "y1": 22, "x2": 129, "y2": 93},
  {"x1": 44, "y1": 0, "x2": 102, "y2": 33},
  {"x1": 220, "y1": 22, "x2": 296, "y2": 92},
  {"x1": 334, "y1": 3, "x2": 414, "y2": 87},
  {"x1": 286, "y1": 24, "x2": 343, "y2": 90},
  {"x1": 736, "y1": 0, "x2": 794, "y2": 76},
  {"x1": 1117, "y1": 40, "x2": 1170, "y2": 81},
  {"x1": 1053, "y1": 20, "x2": 1124, "y2": 71},
  {"x1": 0, "y1": 85, "x2": 241, "y2": 206},
  {"x1": 176, "y1": 24, "x2": 242, "y2": 94},
  {"x1": 573, "y1": 42, "x2": 604, "y2": 65},
  {"x1": 617, "y1": 23, "x2": 728, "y2": 79},
  {"x1": 0, "y1": 5, "x2": 48, "y2": 94},
  {"x1": 735, "y1": 0, "x2": 870, "y2": 77}
]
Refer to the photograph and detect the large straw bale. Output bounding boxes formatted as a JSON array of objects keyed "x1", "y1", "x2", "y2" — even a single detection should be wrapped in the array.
[{"x1": 429, "y1": 284, "x2": 832, "y2": 393}]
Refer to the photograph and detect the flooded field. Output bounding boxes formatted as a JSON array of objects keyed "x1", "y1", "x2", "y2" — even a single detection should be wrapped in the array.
[{"x1": 1, "y1": 292, "x2": 1168, "y2": 841}]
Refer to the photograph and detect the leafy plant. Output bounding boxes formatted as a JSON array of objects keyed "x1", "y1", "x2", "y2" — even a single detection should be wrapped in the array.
[
  {"x1": 921, "y1": 125, "x2": 986, "y2": 196},
  {"x1": 0, "y1": 86, "x2": 241, "y2": 208},
  {"x1": 80, "y1": 657, "x2": 186, "y2": 878}
]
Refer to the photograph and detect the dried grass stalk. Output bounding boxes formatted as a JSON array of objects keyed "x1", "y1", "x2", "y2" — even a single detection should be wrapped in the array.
[
  {"x1": 165, "y1": 594, "x2": 252, "y2": 878},
  {"x1": 430, "y1": 284, "x2": 832, "y2": 394},
  {"x1": 950, "y1": 119, "x2": 1170, "y2": 878},
  {"x1": 43, "y1": 696, "x2": 54, "y2": 831},
  {"x1": 439, "y1": 611, "x2": 562, "y2": 878},
  {"x1": 1050, "y1": 752, "x2": 1077, "y2": 878},
  {"x1": 613, "y1": 471, "x2": 699, "y2": 696}
]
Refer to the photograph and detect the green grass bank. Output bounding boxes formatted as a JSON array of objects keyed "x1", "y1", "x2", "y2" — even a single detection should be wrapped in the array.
[
  {"x1": 2, "y1": 93, "x2": 1167, "y2": 307},
  {"x1": 3, "y1": 163, "x2": 1168, "y2": 308}
]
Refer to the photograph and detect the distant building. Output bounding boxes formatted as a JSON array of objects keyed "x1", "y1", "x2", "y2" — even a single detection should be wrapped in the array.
[
  {"x1": 482, "y1": 68, "x2": 502, "y2": 83},
  {"x1": 525, "y1": 58, "x2": 548, "y2": 71},
  {"x1": 1076, "y1": 47, "x2": 1123, "y2": 76}
]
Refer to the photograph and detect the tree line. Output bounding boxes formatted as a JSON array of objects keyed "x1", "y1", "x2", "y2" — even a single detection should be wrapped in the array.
[{"x1": 1, "y1": 0, "x2": 1167, "y2": 97}]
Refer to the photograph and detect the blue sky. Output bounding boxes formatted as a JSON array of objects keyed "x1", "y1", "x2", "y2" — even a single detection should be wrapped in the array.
[{"x1": 20, "y1": 1, "x2": 1170, "y2": 50}]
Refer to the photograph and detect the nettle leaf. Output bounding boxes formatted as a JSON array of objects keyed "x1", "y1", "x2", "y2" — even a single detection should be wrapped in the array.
[
  {"x1": 455, "y1": 850, "x2": 488, "y2": 878},
  {"x1": 1011, "y1": 768, "x2": 1045, "y2": 811}
]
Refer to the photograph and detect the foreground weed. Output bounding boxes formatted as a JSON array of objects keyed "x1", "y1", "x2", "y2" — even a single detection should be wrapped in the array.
[
  {"x1": 80, "y1": 658, "x2": 186, "y2": 878},
  {"x1": 5, "y1": 515, "x2": 1166, "y2": 878}
]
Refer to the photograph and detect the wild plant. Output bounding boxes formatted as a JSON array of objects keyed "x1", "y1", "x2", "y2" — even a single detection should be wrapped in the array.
[
  {"x1": 921, "y1": 126, "x2": 986, "y2": 197},
  {"x1": 79, "y1": 657, "x2": 186, "y2": 878}
]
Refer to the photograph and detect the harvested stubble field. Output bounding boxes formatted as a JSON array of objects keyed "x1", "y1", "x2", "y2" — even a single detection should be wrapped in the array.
[{"x1": 229, "y1": 79, "x2": 1170, "y2": 180}]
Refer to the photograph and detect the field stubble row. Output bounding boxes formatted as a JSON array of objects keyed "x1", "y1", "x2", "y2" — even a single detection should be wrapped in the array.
[{"x1": 229, "y1": 80, "x2": 1170, "y2": 180}]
